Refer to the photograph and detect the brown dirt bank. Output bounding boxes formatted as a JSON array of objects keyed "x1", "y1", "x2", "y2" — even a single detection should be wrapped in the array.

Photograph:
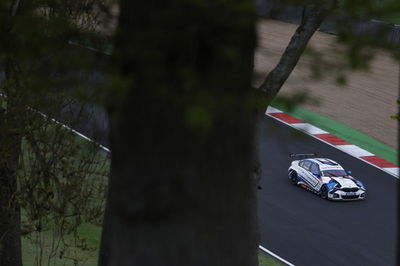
[{"x1": 254, "y1": 19, "x2": 398, "y2": 150}]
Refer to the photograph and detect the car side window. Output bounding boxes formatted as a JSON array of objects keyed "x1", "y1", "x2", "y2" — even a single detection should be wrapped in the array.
[
  {"x1": 302, "y1": 161, "x2": 311, "y2": 171},
  {"x1": 310, "y1": 163, "x2": 320, "y2": 175},
  {"x1": 299, "y1": 161, "x2": 304, "y2": 167}
]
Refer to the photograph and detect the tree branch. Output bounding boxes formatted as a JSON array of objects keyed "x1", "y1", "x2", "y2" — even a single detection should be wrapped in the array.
[{"x1": 257, "y1": 0, "x2": 337, "y2": 103}]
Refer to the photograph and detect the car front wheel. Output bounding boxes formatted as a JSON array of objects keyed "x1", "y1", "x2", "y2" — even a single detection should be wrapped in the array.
[{"x1": 320, "y1": 185, "x2": 328, "y2": 200}]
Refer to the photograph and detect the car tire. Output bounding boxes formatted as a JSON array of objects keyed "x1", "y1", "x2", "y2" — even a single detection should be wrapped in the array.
[
  {"x1": 320, "y1": 185, "x2": 328, "y2": 200},
  {"x1": 290, "y1": 171, "x2": 298, "y2": 185}
]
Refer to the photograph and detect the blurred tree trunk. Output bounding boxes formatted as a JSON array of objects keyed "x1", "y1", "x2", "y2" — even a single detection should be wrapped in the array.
[{"x1": 99, "y1": 0, "x2": 258, "y2": 265}]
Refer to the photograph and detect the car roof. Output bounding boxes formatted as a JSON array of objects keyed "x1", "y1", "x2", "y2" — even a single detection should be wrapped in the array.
[{"x1": 303, "y1": 158, "x2": 344, "y2": 170}]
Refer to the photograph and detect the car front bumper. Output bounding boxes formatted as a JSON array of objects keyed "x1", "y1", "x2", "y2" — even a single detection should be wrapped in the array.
[{"x1": 328, "y1": 189, "x2": 366, "y2": 200}]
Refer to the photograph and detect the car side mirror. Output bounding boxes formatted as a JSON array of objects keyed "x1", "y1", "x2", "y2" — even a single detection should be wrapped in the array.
[{"x1": 346, "y1": 170, "x2": 352, "y2": 175}]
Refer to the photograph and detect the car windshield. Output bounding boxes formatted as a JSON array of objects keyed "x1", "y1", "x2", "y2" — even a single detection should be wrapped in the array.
[{"x1": 321, "y1": 169, "x2": 347, "y2": 177}]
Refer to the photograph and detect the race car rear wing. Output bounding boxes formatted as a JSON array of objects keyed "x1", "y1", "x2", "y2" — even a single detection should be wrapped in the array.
[{"x1": 289, "y1": 153, "x2": 317, "y2": 159}]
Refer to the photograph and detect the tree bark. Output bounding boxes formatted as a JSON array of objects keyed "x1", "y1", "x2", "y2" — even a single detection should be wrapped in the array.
[
  {"x1": 258, "y1": 1, "x2": 337, "y2": 102},
  {"x1": 99, "y1": 0, "x2": 258, "y2": 265}
]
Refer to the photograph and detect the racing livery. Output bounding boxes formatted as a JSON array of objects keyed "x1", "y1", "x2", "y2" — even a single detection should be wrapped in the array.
[{"x1": 288, "y1": 154, "x2": 366, "y2": 200}]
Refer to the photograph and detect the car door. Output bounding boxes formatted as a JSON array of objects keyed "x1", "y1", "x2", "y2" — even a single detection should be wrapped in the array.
[
  {"x1": 309, "y1": 163, "x2": 323, "y2": 190},
  {"x1": 301, "y1": 161, "x2": 320, "y2": 188},
  {"x1": 297, "y1": 161, "x2": 318, "y2": 188}
]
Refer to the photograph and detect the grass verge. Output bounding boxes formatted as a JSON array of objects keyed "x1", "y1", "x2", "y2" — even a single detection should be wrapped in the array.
[
  {"x1": 19, "y1": 118, "x2": 108, "y2": 265},
  {"x1": 22, "y1": 224, "x2": 102, "y2": 266},
  {"x1": 23, "y1": 223, "x2": 284, "y2": 265}
]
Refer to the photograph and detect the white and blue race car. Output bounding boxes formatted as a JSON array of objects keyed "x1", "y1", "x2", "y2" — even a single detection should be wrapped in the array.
[{"x1": 288, "y1": 154, "x2": 366, "y2": 200}]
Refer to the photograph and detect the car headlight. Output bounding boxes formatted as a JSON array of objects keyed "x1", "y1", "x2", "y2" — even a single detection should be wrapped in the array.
[
  {"x1": 355, "y1": 180, "x2": 366, "y2": 190},
  {"x1": 327, "y1": 181, "x2": 340, "y2": 191},
  {"x1": 329, "y1": 184, "x2": 341, "y2": 192}
]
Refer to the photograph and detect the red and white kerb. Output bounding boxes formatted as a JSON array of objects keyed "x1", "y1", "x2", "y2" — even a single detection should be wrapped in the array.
[{"x1": 266, "y1": 106, "x2": 399, "y2": 178}]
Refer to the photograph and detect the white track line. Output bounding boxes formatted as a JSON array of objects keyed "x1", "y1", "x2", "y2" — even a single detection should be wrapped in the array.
[
  {"x1": 259, "y1": 245, "x2": 295, "y2": 266},
  {"x1": 31, "y1": 107, "x2": 111, "y2": 153},
  {"x1": 0, "y1": 92, "x2": 110, "y2": 153}
]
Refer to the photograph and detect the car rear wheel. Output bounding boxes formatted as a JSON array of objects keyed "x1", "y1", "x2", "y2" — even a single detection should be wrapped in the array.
[
  {"x1": 320, "y1": 185, "x2": 328, "y2": 200},
  {"x1": 290, "y1": 171, "x2": 298, "y2": 185}
]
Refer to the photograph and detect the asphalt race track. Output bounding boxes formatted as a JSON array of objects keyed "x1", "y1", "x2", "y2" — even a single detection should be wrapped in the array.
[{"x1": 257, "y1": 116, "x2": 398, "y2": 266}]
